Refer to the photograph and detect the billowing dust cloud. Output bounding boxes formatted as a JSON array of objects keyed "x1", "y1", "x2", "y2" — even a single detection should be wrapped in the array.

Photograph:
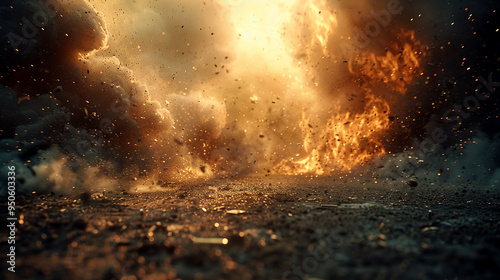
[{"x1": 1, "y1": 0, "x2": 431, "y2": 193}]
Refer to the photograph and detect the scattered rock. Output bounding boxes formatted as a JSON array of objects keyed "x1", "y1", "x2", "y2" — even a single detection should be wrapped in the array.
[{"x1": 407, "y1": 178, "x2": 418, "y2": 187}]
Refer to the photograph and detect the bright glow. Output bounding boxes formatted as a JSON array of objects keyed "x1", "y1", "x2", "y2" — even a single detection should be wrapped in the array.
[{"x1": 87, "y1": 0, "x2": 427, "y2": 178}]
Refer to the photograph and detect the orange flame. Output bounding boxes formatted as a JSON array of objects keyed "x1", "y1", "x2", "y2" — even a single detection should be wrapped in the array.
[
  {"x1": 304, "y1": 0, "x2": 338, "y2": 55},
  {"x1": 348, "y1": 30, "x2": 428, "y2": 94},
  {"x1": 275, "y1": 29, "x2": 427, "y2": 175},
  {"x1": 275, "y1": 93, "x2": 390, "y2": 175}
]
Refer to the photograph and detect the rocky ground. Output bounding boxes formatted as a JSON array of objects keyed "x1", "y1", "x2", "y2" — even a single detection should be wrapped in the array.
[{"x1": 2, "y1": 175, "x2": 500, "y2": 280}]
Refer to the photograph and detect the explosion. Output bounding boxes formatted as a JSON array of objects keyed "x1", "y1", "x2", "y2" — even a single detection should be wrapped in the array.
[{"x1": 1, "y1": 0, "x2": 428, "y2": 193}]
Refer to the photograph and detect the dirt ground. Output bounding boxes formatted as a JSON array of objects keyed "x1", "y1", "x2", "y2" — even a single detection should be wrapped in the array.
[{"x1": 2, "y1": 175, "x2": 500, "y2": 280}]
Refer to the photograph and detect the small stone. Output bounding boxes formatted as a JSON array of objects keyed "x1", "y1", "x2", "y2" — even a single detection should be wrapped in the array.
[{"x1": 407, "y1": 178, "x2": 418, "y2": 187}]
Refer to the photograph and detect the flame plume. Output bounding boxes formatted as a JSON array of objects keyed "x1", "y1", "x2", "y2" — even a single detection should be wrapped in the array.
[
  {"x1": 275, "y1": 93, "x2": 390, "y2": 175},
  {"x1": 348, "y1": 30, "x2": 429, "y2": 94},
  {"x1": 304, "y1": 0, "x2": 338, "y2": 56},
  {"x1": 275, "y1": 11, "x2": 427, "y2": 175}
]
